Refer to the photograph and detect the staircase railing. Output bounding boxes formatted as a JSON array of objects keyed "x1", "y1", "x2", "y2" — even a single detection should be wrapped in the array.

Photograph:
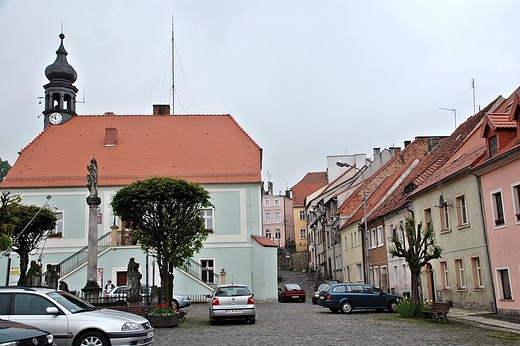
[
  {"x1": 43, "y1": 232, "x2": 112, "y2": 278},
  {"x1": 180, "y1": 258, "x2": 219, "y2": 287}
]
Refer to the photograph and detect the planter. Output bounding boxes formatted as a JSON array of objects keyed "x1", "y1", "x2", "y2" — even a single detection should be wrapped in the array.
[{"x1": 147, "y1": 314, "x2": 179, "y2": 328}]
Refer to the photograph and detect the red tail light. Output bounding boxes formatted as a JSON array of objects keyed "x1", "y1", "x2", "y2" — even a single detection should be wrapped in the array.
[
  {"x1": 326, "y1": 293, "x2": 331, "y2": 300},
  {"x1": 212, "y1": 298, "x2": 220, "y2": 306},
  {"x1": 247, "y1": 296, "x2": 254, "y2": 304}
]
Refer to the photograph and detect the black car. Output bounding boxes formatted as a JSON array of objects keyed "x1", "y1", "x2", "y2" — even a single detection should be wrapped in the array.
[{"x1": 0, "y1": 319, "x2": 55, "y2": 345}]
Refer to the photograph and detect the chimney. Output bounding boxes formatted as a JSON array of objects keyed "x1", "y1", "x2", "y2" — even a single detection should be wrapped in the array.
[
  {"x1": 153, "y1": 104, "x2": 171, "y2": 115},
  {"x1": 105, "y1": 127, "x2": 117, "y2": 147},
  {"x1": 428, "y1": 137, "x2": 440, "y2": 152},
  {"x1": 404, "y1": 140, "x2": 411, "y2": 148},
  {"x1": 389, "y1": 147, "x2": 401, "y2": 156},
  {"x1": 267, "y1": 181, "x2": 273, "y2": 195}
]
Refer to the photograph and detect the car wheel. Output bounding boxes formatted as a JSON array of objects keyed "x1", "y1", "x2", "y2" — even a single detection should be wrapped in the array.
[
  {"x1": 171, "y1": 300, "x2": 179, "y2": 310},
  {"x1": 388, "y1": 300, "x2": 398, "y2": 313},
  {"x1": 75, "y1": 331, "x2": 109, "y2": 346},
  {"x1": 329, "y1": 307, "x2": 339, "y2": 313},
  {"x1": 249, "y1": 318, "x2": 256, "y2": 324},
  {"x1": 278, "y1": 295, "x2": 282, "y2": 302},
  {"x1": 340, "y1": 301, "x2": 353, "y2": 314}
]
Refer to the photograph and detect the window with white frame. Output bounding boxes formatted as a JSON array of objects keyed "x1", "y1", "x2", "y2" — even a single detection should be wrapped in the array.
[
  {"x1": 497, "y1": 268, "x2": 512, "y2": 300},
  {"x1": 356, "y1": 263, "x2": 363, "y2": 282},
  {"x1": 275, "y1": 228, "x2": 281, "y2": 239},
  {"x1": 392, "y1": 265, "x2": 398, "y2": 285},
  {"x1": 274, "y1": 199, "x2": 280, "y2": 206},
  {"x1": 471, "y1": 256, "x2": 484, "y2": 290},
  {"x1": 512, "y1": 184, "x2": 520, "y2": 222},
  {"x1": 377, "y1": 226, "x2": 383, "y2": 247},
  {"x1": 440, "y1": 261, "x2": 449, "y2": 289},
  {"x1": 439, "y1": 204, "x2": 450, "y2": 231},
  {"x1": 374, "y1": 267, "x2": 380, "y2": 288},
  {"x1": 492, "y1": 190, "x2": 505, "y2": 226},
  {"x1": 299, "y1": 210, "x2": 305, "y2": 220},
  {"x1": 264, "y1": 199, "x2": 270, "y2": 207},
  {"x1": 371, "y1": 228, "x2": 376, "y2": 249},
  {"x1": 264, "y1": 211, "x2": 271, "y2": 222},
  {"x1": 50, "y1": 211, "x2": 64, "y2": 236},
  {"x1": 300, "y1": 228, "x2": 307, "y2": 239},
  {"x1": 265, "y1": 229, "x2": 272, "y2": 239},
  {"x1": 402, "y1": 263, "x2": 409, "y2": 284},
  {"x1": 202, "y1": 208, "x2": 213, "y2": 230},
  {"x1": 455, "y1": 258, "x2": 466, "y2": 290},
  {"x1": 274, "y1": 211, "x2": 281, "y2": 222},
  {"x1": 423, "y1": 208, "x2": 432, "y2": 229},
  {"x1": 358, "y1": 230, "x2": 362, "y2": 247},
  {"x1": 455, "y1": 195, "x2": 468, "y2": 227}
]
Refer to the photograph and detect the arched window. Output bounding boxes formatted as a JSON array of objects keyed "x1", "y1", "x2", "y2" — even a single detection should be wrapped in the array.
[
  {"x1": 265, "y1": 229, "x2": 271, "y2": 239},
  {"x1": 275, "y1": 228, "x2": 281, "y2": 239}
]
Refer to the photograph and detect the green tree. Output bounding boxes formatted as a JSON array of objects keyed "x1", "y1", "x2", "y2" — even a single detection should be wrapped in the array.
[
  {"x1": 0, "y1": 191, "x2": 19, "y2": 251},
  {"x1": 0, "y1": 192, "x2": 57, "y2": 285},
  {"x1": 0, "y1": 159, "x2": 11, "y2": 182},
  {"x1": 388, "y1": 216, "x2": 442, "y2": 316},
  {"x1": 111, "y1": 177, "x2": 213, "y2": 306}
]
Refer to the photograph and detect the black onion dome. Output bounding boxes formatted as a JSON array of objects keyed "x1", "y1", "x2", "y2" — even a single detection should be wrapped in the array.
[{"x1": 45, "y1": 33, "x2": 77, "y2": 83}]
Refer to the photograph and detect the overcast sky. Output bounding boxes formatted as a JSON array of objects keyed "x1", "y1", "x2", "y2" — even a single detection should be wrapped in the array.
[{"x1": 1, "y1": 1, "x2": 519, "y2": 192}]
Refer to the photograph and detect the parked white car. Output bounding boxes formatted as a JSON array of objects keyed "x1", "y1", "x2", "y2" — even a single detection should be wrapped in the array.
[
  {"x1": 207, "y1": 284, "x2": 256, "y2": 324},
  {"x1": 0, "y1": 286, "x2": 153, "y2": 346}
]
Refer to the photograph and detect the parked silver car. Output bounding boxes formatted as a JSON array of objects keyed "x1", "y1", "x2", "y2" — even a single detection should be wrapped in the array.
[
  {"x1": 0, "y1": 286, "x2": 153, "y2": 346},
  {"x1": 108, "y1": 285, "x2": 192, "y2": 309},
  {"x1": 207, "y1": 284, "x2": 256, "y2": 324}
]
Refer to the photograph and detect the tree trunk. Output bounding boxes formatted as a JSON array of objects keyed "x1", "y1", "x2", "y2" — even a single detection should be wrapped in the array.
[
  {"x1": 410, "y1": 268, "x2": 421, "y2": 316},
  {"x1": 16, "y1": 251, "x2": 29, "y2": 286}
]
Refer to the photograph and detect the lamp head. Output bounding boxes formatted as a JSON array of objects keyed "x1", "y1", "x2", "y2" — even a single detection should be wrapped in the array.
[{"x1": 336, "y1": 160, "x2": 351, "y2": 168}]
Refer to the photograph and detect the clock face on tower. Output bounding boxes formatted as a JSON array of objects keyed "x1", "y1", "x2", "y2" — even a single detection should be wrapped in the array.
[{"x1": 49, "y1": 112, "x2": 63, "y2": 125}]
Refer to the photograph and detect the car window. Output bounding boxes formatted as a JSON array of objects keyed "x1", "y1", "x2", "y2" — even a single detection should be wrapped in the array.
[
  {"x1": 348, "y1": 285, "x2": 363, "y2": 293},
  {"x1": 13, "y1": 294, "x2": 52, "y2": 315},
  {"x1": 0, "y1": 293, "x2": 11, "y2": 314},
  {"x1": 331, "y1": 285, "x2": 347, "y2": 293},
  {"x1": 216, "y1": 286, "x2": 251, "y2": 296},
  {"x1": 285, "y1": 284, "x2": 302, "y2": 290},
  {"x1": 365, "y1": 286, "x2": 381, "y2": 294},
  {"x1": 47, "y1": 291, "x2": 96, "y2": 313}
]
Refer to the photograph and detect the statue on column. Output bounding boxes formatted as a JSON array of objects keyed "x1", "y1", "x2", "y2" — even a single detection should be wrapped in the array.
[
  {"x1": 27, "y1": 260, "x2": 42, "y2": 286},
  {"x1": 127, "y1": 257, "x2": 142, "y2": 302},
  {"x1": 45, "y1": 264, "x2": 59, "y2": 289},
  {"x1": 86, "y1": 158, "x2": 99, "y2": 198}
]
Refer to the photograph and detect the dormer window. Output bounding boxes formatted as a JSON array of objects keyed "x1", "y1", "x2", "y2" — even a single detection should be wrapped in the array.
[{"x1": 489, "y1": 135, "x2": 498, "y2": 157}]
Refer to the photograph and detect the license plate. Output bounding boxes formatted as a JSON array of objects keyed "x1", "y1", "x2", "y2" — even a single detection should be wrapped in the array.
[
  {"x1": 226, "y1": 309, "x2": 242, "y2": 314},
  {"x1": 292, "y1": 296, "x2": 299, "y2": 298}
]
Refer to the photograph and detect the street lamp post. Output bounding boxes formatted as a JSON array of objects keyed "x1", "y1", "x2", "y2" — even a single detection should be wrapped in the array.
[{"x1": 336, "y1": 161, "x2": 370, "y2": 285}]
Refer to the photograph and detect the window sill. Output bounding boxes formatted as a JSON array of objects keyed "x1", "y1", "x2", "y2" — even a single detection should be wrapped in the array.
[
  {"x1": 457, "y1": 223, "x2": 470, "y2": 230},
  {"x1": 473, "y1": 288, "x2": 486, "y2": 292},
  {"x1": 456, "y1": 288, "x2": 468, "y2": 292},
  {"x1": 440, "y1": 229, "x2": 452, "y2": 234}
]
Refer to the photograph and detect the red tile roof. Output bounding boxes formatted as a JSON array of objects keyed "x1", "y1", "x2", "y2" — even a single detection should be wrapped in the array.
[
  {"x1": 251, "y1": 234, "x2": 279, "y2": 247},
  {"x1": 291, "y1": 172, "x2": 328, "y2": 206},
  {"x1": 1, "y1": 114, "x2": 262, "y2": 188}
]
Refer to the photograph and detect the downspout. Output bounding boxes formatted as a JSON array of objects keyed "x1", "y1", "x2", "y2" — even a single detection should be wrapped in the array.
[{"x1": 474, "y1": 173, "x2": 497, "y2": 313}]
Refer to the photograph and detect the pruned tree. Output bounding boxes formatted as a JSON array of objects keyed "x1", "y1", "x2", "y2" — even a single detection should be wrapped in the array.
[
  {"x1": 111, "y1": 177, "x2": 213, "y2": 306},
  {"x1": 388, "y1": 215, "x2": 442, "y2": 315},
  {"x1": 0, "y1": 192, "x2": 57, "y2": 285}
]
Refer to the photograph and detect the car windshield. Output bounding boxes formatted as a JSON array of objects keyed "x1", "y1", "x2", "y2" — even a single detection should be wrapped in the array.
[
  {"x1": 47, "y1": 291, "x2": 97, "y2": 313},
  {"x1": 215, "y1": 286, "x2": 251, "y2": 296},
  {"x1": 285, "y1": 284, "x2": 302, "y2": 290}
]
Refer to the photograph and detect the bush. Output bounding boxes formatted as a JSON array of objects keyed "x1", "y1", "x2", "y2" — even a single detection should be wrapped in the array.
[{"x1": 396, "y1": 298, "x2": 427, "y2": 318}]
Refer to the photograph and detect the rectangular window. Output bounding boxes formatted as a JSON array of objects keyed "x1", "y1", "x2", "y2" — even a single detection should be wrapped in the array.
[
  {"x1": 356, "y1": 263, "x2": 363, "y2": 282},
  {"x1": 455, "y1": 195, "x2": 468, "y2": 227},
  {"x1": 439, "y1": 204, "x2": 450, "y2": 232},
  {"x1": 392, "y1": 265, "x2": 398, "y2": 285},
  {"x1": 374, "y1": 267, "x2": 380, "y2": 288},
  {"x1": 377, "y1": 226, "x2": 383, "y2": 247},
  {"x1": 265, "y1": 229, "x2": 272, "y2": 239},
  {"x1": 202, "y1": 208, "x2": 213, "y2": 230},
  {"x1": 274, "y1": 199, "x2": 280, "y2": 206},
  {"x1": 264, "y1": 212, "x2": 271, "y2": 222},
  {"x1": 471, "y1": 257, "x2": 484, "y2": 290},
  {"x1": 455, "y1": 259, "x2": 466, "y2": 290},
  {"x1": 440, "y1": 261, "x2": 449, "y2": 289},
  {"x1": 423, "y1": 208, "x2": 432, "y2": 229},
  {"x1": 350, "y1": 233, "x2": 354, "y2": 249},
  {"x1": 275, "y1": 229, "x2": 281, "y2": 239},
  {"x1": 401, "y1": 263, "x2": 409, "y2": 284},
  {"x1": 497, "y1": 268, "x2": 512, "y2": 300},
  {"x1": 513, "y1": 184, "x2": 520, "y2": 223},
  {"x1": 299, "y1": 228, "x2": 307, "y2": 239},
  {"x1": 274, "y1": 211, "x2": 281, "y2": 222},
  {"x1": 489, "y1": 135, "x2": 498, "y2": 157},
  {"x1": 264, "y1": 199, "x2": 270, "y2": 207},
  {"x1": 492, "y1": 191, "x2": 505, "y2": 226},
  {"x1": 299, "y1": 210, "x2": 305, "y2": 220},
  {"x1": 358, "y1": 231, "x2": 362, "y2": 248},
  {"x1": 50, "y1": 211, "x2": 64, "y2": 236},
  {"x1": 371, "y1": 228, "x2": 376, "y2": 249}
]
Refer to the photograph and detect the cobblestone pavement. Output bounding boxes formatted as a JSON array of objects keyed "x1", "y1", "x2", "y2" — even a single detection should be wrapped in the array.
[{"x1": 152, "y1": 271, "x2": 520, "y2": 345}]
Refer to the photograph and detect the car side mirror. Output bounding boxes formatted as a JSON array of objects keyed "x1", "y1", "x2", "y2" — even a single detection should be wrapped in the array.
[
  {"x1": 206, "y1": 294, "x2": 212, "y2": 299},
  {"x1": 46, "y1": 307, "x2": 59, "y2": 315}
]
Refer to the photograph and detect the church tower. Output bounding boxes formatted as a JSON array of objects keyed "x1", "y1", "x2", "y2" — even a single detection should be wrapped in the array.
[{"x1": 43, "y1": 33, "x2": 78, "y2": 128}]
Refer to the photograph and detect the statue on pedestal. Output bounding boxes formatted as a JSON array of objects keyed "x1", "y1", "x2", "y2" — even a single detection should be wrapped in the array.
[
  {"x1": 127, "y1": 257, "x2": 142, "y2": 302},
  {"x1": 86, "y1": 158, "x2": 99, "y2": 198},
  {"x1": 45, "y1": 264, "x2": 59, "y2": 289},
  {"x1": 27, "y1": 260, "x2": 42, "y2": 286}
]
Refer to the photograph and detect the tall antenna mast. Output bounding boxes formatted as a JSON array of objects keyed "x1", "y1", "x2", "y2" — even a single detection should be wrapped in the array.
[
  {"x1": 171, "y1": 15, "x2": 175, "y2": 115},
  {"x1": 438, "y1": 107, "x2": 457, "y2": 130},
  {"x1": 471, "y1": 79, "x2": 476, "y2": 115}
]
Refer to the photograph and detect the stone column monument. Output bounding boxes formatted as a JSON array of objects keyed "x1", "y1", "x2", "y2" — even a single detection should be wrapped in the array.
[{"x1": 82, "y1": 158, "x2": 102, "y2": 297}]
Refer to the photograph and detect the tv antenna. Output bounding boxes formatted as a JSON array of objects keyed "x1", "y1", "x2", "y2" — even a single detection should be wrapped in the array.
[{"x1": 438, "y1": 107, "x2": 456, "y2": 130}]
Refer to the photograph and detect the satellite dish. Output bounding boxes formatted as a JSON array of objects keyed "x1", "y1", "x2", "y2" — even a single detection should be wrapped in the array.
[{"x1": 439, "y1": 195, "x2": 445, "y2": 207}]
